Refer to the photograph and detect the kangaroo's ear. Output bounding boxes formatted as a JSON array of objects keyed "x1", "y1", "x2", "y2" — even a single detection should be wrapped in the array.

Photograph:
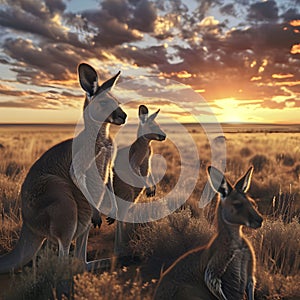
[
  {"x1": 78, "y1": 63, "x2": 98, "y2": 97},
  {"x1": 99, "y1": 71, "x2": 121, "y2": 92},
  {"x1": 234, "y1": 166, "x2": 254, "y2": 193},
  {"x1": 139, "y1": 105, "x2": 149, "y2": 123},
  {"x1": 149, "y1": 109, "x2": 160, "y2": 121},
  {"x1": 207, "y1": 166, "x2": 232, "y2": 199}
]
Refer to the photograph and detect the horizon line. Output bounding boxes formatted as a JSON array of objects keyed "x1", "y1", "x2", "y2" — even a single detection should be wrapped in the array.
[{"x1": 0, "y1": 122, "x2": 300, "y2": 126}]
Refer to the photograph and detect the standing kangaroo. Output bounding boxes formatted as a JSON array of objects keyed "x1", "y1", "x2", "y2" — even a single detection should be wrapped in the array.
[
  {"x1": 154, "y1": 166, "x2": 263, "y2": 300},
  {"x1": 104, "y1": 105, "x2": 166, "y2": 256},
  {"x1": 0, "y1": 63, "x2": 127, "y2": 274}
]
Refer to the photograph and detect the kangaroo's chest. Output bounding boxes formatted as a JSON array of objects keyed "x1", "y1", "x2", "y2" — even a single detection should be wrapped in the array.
[
  {"x1": 95, "y1": 142, "x2": 115, "y2": 181},
  {"x1": 221, "y1": 247, "x2": 252, "y2": 299}
]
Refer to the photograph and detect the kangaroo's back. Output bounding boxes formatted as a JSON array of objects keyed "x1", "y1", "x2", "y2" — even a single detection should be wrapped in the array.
[
  {"x1": 154, "y1": 246, "x2": 215, "y2": 300},
  {"x1": 22, "y1": 138, "x2": 73, "y2": 194}
]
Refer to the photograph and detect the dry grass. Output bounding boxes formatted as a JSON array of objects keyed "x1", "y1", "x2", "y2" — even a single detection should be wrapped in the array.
[{"x1": 0, "y1": 125, "x2": 299, "y2": 299}]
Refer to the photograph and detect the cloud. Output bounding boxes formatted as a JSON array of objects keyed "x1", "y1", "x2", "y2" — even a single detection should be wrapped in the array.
[
  {"x1": 81, "y1": 9, "x2": 143, "y2": 48},
  {"x1": 248, "y1": 0, "x2": 279, "y2": 22},
  {"x1": 129, "y1": 0, "x2": 157, "y2": 32},
  {"x1": 0, "y1": 0, "x2": 299, "y2": 118},
  {"x1": 2, "y1": 38, "x2": 87, "y2": 83},
  {"x1": 0, "y1": 82, "x2": 82, "y2": 109},
  {"x1": 281, "y1": 8, "x2": 300, "y2": 22},
  {"x1": 219, "y1": 3, "x2": 237, "y2": 17},
  {"x1": 45, "y1": 0, "x2": 66, "y2": 14},
  {"x1": 261, "y1": 99, "x2": 300, "y2": 109},
  {"x1": 0, "y1": 0, "x2": 91, "y2": 49},
  {"x1": 114, "y1": 45, "x2": 168, "y2": 67}
]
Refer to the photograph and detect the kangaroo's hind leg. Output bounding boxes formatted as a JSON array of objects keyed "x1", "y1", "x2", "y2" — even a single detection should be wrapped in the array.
[
  {"x1": 41, "y1": 179, "x2": 79, "y2": 299},
  {"x1": 32, "y1": 175, "x2": 78, "y2": 257},
  {"x1": 75, "y1": 226, "x2": 112, "y2": 272}
]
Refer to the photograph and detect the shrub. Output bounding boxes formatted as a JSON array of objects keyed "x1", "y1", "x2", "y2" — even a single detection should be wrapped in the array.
[
  {"x1": 240, "y1": 147, "x2": 252, "y2": 157},
  {"x1": 250, "y1": 218, "x2": 300, "y2": 298},
  {"x1": 282, "y1": 155, "x2": 295, "y2": 166},
  {"x1": 5, "y1": 161, "x2": 23, "y2": 178},
  {"x1": 249, "y1": 154, "x2": 269, "y2": 172},
  {"x1": 6, "y1": 248, "x2": 84, "y2": 300},
  {"x1": 276, "y1": 153, "x2": 295, "y2": 166},
  {"x1": 293, "y1": 164, "x2": 300, "y2": 178},
  {"x1": 251, "y1": 218, "x2": 300, "y2": 277},
  {"x1": 130, "y1": 208, "x2": 214, "y2": 272},
  {"x1": 74, "y1": 268, "x2": 153, "y2": 300}
]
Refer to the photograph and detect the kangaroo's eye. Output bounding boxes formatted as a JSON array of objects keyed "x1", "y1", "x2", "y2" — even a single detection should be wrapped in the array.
[{"x1": 233, "y1": 203, "x2": 243, "y2": 210}]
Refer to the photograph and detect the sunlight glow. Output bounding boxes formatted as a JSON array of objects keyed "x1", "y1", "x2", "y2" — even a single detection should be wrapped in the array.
[
  {"x1": 291, "y1": 44, "x2": 300, "y2": 54},
  {"x1": 251, "y1": 76, "x2": 262, "y2": 81},
  {"x1": 272, "y1": 73, "x2": 294, "y2": 79},
  {"x1": 290, "y1": 20, "x2": 300, "y2": 26},
  {"x1": 199, "y1": 16, "x2": 219, "y2": 27},
  {"x1": 258, "y1": 59, "x2": 268, "y2": 73},
  {"x1": 176, "y1": 71, "x2": 193, "y2": 79}
]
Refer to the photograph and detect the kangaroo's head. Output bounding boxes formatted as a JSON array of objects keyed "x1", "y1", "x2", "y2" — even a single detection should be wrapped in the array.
[
  {"x1": 137, "y1": 105, "x2": 166, "y2": 142},
  {"x1": 78, "y1": 63, "x2": 127, "y2": 126},
  {"x1": 207, "y1": 166, "x2": 263, "y2": 229}
]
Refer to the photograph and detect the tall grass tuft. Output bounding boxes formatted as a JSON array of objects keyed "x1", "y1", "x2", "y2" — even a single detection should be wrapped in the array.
[
  {"x1": 251, "y1": 218, "x2": 300, "y2": 277},
  {"x1": 6, "y1": 247, "x2": 84, "y2": 300},
  {"x1": 74, "y1": 268, "x2": 153, "y2": 300},
  {"x1": 130, "y1": 208, "x2": 214, "y2": 272}
]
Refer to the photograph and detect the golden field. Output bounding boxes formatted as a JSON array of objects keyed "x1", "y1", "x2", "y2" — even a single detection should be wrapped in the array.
[{"x1": 0, "y1": 124, "x2": 299, "y2": 300}]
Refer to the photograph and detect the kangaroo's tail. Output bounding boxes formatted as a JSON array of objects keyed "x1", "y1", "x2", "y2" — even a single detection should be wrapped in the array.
[{"x1": 0, "y1": 223, "x2": 44, "y2": 274}]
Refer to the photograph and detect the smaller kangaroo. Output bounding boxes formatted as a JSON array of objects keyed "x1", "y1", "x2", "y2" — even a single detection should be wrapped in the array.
[
  {"x1": 154, "y1": 166, "x2": 263, "y2": 300},
  {"x1": 103, "y1": 105, "x2": 166, "y2": 256}
]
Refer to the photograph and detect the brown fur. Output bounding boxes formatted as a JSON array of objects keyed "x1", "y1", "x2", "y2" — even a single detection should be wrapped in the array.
[
  {"x1": 106, "y1": 105, "x2": 166, "y2": 256},
  {"x1": 153, "y1": 166, "x2": 263, "y2": 300},
  {"x1": 0, "y1": 63, "x2": 126, "y2": 273}
]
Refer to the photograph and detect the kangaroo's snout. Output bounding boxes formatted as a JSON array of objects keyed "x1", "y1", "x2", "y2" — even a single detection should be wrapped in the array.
[
  {"x1": 112, "y1": 107, "x2": 127, "y2": 125},
  {"x1": 249, "y1": 214, "x2": 263, "y2": 229},
  {"x1": 157, "y1": 133, "x2": 166, "y2": 141}
]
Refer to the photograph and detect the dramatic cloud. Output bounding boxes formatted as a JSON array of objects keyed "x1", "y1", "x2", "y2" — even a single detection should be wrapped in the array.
[
  {"x1": 220, "y1": 3, "x2": 237, "y2": 17},
  {"x1": 0, "y1": 0, "x2": 299, "y2": 122},
  {"x1": 248, "y1": 0, "x2": 279, "y2": 22}
]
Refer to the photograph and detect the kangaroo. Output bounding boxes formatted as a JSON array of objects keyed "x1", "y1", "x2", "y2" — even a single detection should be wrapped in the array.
[
  {"x1": 0, "y1": 63, "x2": 127, "y2": 274},
  {"x1": 153, "y1": 166, "x2": 263, "y2": 300},
  {"x1": 103, "y1": 105, "x2": 166, "y2": 256}
]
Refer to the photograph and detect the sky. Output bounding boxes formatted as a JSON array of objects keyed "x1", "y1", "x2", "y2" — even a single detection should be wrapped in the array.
[{"x1": 0, "y1": 0, "x2": 299, "y2": 124}]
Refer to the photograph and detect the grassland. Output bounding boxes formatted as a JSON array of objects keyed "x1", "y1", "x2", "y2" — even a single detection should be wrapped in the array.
[{"x1": 0, "y1": 124, "x2": 299, "y2": 299}]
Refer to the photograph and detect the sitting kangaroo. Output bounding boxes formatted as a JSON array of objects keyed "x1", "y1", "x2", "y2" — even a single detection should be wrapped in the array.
[
  {"x1": 102, "y1": 105, "x2": 166, "y2": 256},
  {"x1": 0, "y1": 63, "x2": 127, "y2": 274},
  {"x1": 154, "y1": 166, "x2": 263, "y2": 300}
]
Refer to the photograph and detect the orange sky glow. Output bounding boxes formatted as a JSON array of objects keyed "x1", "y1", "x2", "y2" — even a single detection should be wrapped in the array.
[{"x1": 0, "y1": 1, "x2": 299, "y2": 124}]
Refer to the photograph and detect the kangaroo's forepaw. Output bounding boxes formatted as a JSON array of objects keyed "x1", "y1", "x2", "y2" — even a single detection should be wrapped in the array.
[
  {"x1": 92, "y1": 213, "x2": 102, "y2": 229},
  {"x1": 146, "y1": 186, "x2": 156, "y2": 197},
  {"x1": 106, "y1": 216, "x2": 116, "y2": 225}
]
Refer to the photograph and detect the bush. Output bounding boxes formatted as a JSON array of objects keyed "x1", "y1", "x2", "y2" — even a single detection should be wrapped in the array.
[
  {"x1": 276, "y1": 153, "x2": 295, "y2": 166},
  {"x1": 6, "y1": 248, "x2": 84, "y2": 300},
  {"x1": 74, "y1": 268, "x2": 153, "y2": 300},
  {"x1": 5, "y1": 161, "x2": 23, "y2": 178},
  {"x1": 240, "y1": 147, "x2": 252, "y2": 157},
  {"x1": 250, "y1": 218, "x2": 300, "y2": 298},
  {"x1": 130, "y1": 208, "x2": 214, "y2": 271},
  {"x1": 251, "y1": 218, "x2": 300, "y2": 277},
  {"x1": 249, "y1": 154, "x2": 269, "y2": 172},
  {"x1": 282, "y1": 154, "x2": 295, "y2": 166}
]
